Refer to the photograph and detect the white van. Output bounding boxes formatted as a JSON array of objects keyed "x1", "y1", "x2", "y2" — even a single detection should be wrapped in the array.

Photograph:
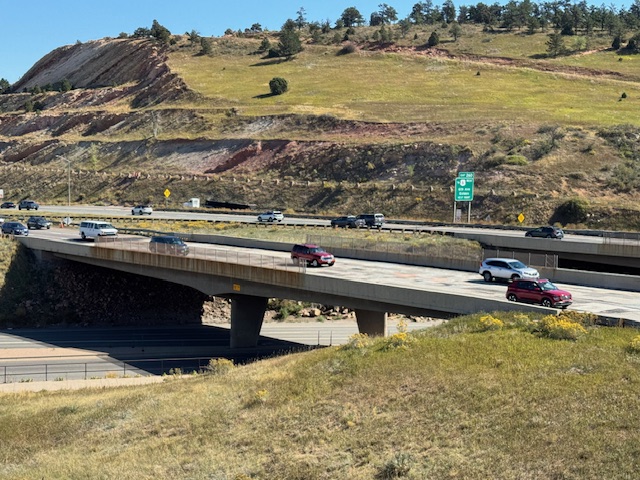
[{"x1": 79, "y1": 221, "x2": 118, "y2": 240}]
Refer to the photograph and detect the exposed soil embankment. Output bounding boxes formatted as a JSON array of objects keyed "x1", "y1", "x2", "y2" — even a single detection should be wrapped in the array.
[{"x1": 5, "y1": 38, "x2": 195, "y2": 110}]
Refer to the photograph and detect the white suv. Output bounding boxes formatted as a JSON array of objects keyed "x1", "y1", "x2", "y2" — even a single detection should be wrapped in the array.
[
  {"x1": 479, "y1": 258, "x2": 539, "y2": 282},
  {"x1": 257, "y1": 211, "x2": 284, "y2": 222}
]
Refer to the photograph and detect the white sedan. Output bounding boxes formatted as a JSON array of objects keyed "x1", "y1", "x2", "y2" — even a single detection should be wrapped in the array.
[{"x1": 132, "y1": 205, "x2": 153, "y2": 215}]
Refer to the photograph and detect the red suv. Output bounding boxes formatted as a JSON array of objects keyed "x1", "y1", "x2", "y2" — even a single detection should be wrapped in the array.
[
  {"x1": 506, "y1": 279, "x2": 572, "y2": 309},
  {"x1": 291, "y1": 244, "x2": 335, "y2": 267}
]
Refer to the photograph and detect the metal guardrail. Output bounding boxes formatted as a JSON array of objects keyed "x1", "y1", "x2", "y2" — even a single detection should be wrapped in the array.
[
  {"x1": 0, "y1": 356, "x2": 214, "y2": 384},
  {"x1": 482, "y1": 249, "x2": 559, "y2": 269}
]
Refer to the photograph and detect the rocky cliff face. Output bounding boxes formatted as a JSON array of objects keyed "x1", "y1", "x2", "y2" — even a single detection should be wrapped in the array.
[{"x1": 11, "y1": 38, "x2": 194, "y2": 107}]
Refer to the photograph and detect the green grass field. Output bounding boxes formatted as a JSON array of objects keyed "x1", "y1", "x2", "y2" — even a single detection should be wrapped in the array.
[
  {"x1": 1, "y1": 312, "x2": 639, "y2": 479},
  {"x1": 168, "y1": 28, "x2": 640, "y2": 127}
]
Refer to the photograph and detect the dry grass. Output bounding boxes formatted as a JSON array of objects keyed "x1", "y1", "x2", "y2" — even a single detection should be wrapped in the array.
[
  {"x1": 1, "y1": 312, "x2": 639, "y2": 479},
  {"x1": 167, "y1": 30, "x2": 640, "y2": 127}
]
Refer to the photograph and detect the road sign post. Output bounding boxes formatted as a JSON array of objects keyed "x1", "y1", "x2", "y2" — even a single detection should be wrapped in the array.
[{"x1": 454, "y1": 172, "x2": 474, "y2": 223}]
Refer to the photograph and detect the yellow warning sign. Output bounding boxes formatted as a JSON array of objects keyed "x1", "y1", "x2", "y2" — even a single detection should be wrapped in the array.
[
  {"x1": 518, "y1": 213, "x2": 525, "y2": 223},
  {"x1": 164, "y1": 189, "x2": 171, "y2": 198}
]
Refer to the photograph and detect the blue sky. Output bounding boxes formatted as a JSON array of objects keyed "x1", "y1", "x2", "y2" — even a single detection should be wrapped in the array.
[{"x1": 0, "y1": 0, "x2": 633, "y2": 83}]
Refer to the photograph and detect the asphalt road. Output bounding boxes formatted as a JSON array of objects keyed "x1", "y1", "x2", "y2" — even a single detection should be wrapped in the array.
[
  {"x1": 5, "y1": 203, "x2": 614, "y2": 244},
  {"x1": 0, "y1": 321, "x2": 432, "y2": 383}
]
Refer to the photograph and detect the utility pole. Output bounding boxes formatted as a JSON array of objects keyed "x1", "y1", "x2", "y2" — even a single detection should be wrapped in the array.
[{"x1": 56, "y1": 155, "x2": 71, "y2": 206}]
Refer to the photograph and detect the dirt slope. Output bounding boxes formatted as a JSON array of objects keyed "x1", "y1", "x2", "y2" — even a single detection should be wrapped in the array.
[{"x1": 0, "y1": 37, "x2": 638, "y2": 228}]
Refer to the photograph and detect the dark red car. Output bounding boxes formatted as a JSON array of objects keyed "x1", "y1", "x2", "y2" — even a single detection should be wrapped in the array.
[
  {"x1": 291, "y1": 244, "x2": 335, "y2": 267},
  {"x1": 506, "y1": 278, "x2": 572, "y2": 309}
]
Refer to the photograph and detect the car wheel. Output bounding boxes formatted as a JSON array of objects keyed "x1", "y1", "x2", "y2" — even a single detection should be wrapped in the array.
[
  {"x1": 311, "y1": 260, "x2": 319, "y2": 267},
  {"x1": 81, "y1": 232, "x2": 87, "y2": 240},
  {"x1": 482, "y1": 272, "x2": 492, "y2": 282},
  {"x1": 541, "y1": 298, "x2": 553, "y2": 308},
  {"x1": 507, "y1": 293, "x2": 518, "y2": 302},
  {"x1": 47, "y1": 225, "x2": 50, "y2": 229},
  {"x1": 511, "y1": 274, "x2": 520, "y2": 282},
  {"x1": 546, "y1": 234, "x2": 552, "y2": 238}
]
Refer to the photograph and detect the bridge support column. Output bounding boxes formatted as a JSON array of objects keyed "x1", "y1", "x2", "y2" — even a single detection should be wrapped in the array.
[
  {"x1": 355, "y1": 309, "x2": 388, "y2": 337},
  {"x1": 230, "y1": 295, "x2": 268, "y2": 348}
]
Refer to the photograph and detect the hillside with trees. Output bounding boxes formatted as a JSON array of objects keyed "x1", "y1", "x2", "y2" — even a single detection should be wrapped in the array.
[{"x1": 1, "y1": 3, "x2": 640, "y2": 229}]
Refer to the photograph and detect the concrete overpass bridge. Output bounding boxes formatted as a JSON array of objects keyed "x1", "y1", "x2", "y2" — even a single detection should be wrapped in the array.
[{"x1": 19, "y1": 235, "x2": 556, "y2": 348}]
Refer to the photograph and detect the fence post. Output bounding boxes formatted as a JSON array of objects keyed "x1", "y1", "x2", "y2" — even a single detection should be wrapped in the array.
[{"x1": 45, "y1": 364, "x2": 48, "y2": 381}]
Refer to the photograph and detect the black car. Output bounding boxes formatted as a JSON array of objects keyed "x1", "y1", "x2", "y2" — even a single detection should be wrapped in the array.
[
  {"x1": 27, "y1": 216, "x2": 52, "y2": 230},
  {"x1": 18, "y1": 200, "x2": 39, "y2": 211},
  {"x1": 148, "y1": 235, "x2": 190, "y2": 256},
  {"x1": 525, "y1": 226, "x2": 564, "y2": 239},
  {"x1": 1, "y1": 221, "x2": 29, "y2": 236},
  {"x1": 0, "y1": 202, "x2": 16, "y2": 209},
  {"x1": 330, "y1": 216, "x2": 366, "y2": 228}
]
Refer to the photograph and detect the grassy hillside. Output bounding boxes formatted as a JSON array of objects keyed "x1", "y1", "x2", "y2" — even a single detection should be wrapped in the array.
[
  {"x1": 168, "y1": 28, "x2": 639, "y2": 127},
  {"x1": 2, "y1": 26, "x2": 640, "y2": 227},
  {"x1": 1, "y1": 312, "x2": 639, "y2": 479}
]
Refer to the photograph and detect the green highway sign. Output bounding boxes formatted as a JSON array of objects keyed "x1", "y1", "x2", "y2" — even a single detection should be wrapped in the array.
[
  {"x1": 455, "y1": 176, "x2": 474, "y2": 202},
  {"x1": 458, "y1": 171, "x2": 474, "y2": 180}
]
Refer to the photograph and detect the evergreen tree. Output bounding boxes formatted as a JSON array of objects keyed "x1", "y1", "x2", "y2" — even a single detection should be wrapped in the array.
[
  {"x1": 449, "y1": 21, "x2": 462, "y2": 40},
  {"x1": 427, "y1": 31, "x2": 440, "y2": 46},
  {"x1": 340, "y1": 7, "x2": 365, "y2": 27},
  {"x1": 546, "y1": 31, "x2": 565, "y2": 57},
  {"x1": 295, "y1": 7, "x2": 307, "y2": 29},
  {"x1": 151, "y1": 20, "x2": 171, "y2": 44},
  {"x1": 200, "y1": 37, "x2": 212, "y2": 55},
  {"x1": 257, "y1": 37, "x2": 271, "y2": 53},
  {"x1": 0, "y1": 78, "x2": 10, "y2": 94},
  {"x1": 275, "y1": 28, "x2": 303, "y2": 58},
  {"x1": 269, "y1": 77, "x2": 288, "y2": 95}
]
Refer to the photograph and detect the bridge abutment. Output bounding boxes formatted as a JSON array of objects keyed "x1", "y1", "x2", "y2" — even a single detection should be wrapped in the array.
[
  {"x1": 355, "y1": 309, "x2": 387, "y2": 337},
  {"x1": 230, "y1": 295, "x2": 268, "y2": 348}
]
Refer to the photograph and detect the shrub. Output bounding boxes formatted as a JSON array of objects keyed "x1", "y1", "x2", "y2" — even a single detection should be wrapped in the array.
[
  {"x1": 340, "y1": 333, "x2": 371, "y2": 351},
  {"x1": 479, "y1": 314, "x2": 504, "y2": 331},
  {"x1": 427, "y1": 31, "x2": 440, "y2": 47},
  {"x1": 205, "y1": 358, "x2": 235, "y2": 375},
  {"x1": 552, "y1": 198, "x2": 589, "y2": 225},
  {"x1": 378, "y1": 452, "x2": 414, "y2": 478},
  {"x1": 629, "y1": 335, "x2": 640, "y2": 353},
  {"x1": 538, "y1": 315, "x2": 587, "y2": 341},
  {"x1": 269, "y1": 77, "x2": 288, "y2": 95},
  {"x1": 338, "y1": 42, "x2": 357, "y2": 55},
  {"x1": 504, "y1": 155, "x2": 528, "y2": 166}
]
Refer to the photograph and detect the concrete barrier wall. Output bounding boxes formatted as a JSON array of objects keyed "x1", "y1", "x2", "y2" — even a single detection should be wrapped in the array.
[{"x1": 538, "y1": 267, "x2": 640, "y2": 291}]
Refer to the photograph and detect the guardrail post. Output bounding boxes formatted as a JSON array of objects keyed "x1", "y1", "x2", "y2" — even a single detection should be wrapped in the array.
[{"x1": 45, "y1": 364, "x2": 48, "y2": 381}]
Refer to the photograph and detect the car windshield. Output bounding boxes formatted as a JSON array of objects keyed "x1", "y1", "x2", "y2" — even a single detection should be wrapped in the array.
[
  {"x1": 539, "y1": 281, "x2": 558, "y2": 291},
  {"x1": 507, "y1": 260, "x2": 527, "y2": 269},
  {"x1": 309, "y1": 247, "x2": 326, "y2": 253}
]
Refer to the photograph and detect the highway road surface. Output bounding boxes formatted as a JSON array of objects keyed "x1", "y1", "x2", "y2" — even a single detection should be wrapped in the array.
[{"x1": 25, "y1": 228, "x2": 640, "y2": 325}]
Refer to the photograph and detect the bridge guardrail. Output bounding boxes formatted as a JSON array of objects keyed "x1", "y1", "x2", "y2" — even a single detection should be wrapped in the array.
[{"x1": 95, "y1": 236, "x2": 308, "y2": 273}]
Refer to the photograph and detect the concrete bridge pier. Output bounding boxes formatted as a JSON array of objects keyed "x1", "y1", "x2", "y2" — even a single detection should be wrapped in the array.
[
  {"x1": 355, "y1": 309, "x2": 388, "y2": 337},
  {"x1": 229, "y1": 295, "x2": 268, "y2": 348}
]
